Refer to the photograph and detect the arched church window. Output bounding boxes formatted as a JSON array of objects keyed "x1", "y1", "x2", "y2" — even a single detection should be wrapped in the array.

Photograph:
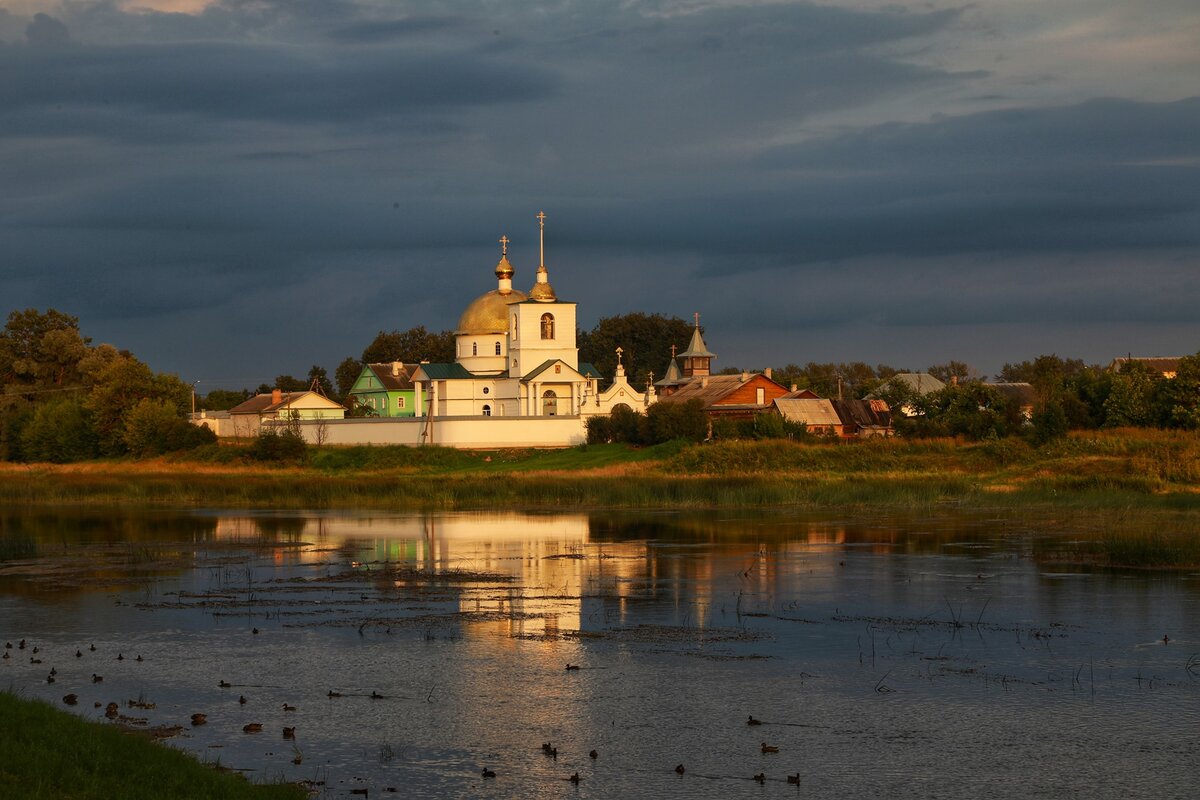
[
  {"x1": 495, "y1": 341, "x2": 501, "y2": 356},
  {"x1": 542, "y1": 389, "x2": 558, "y2": 416},
  {"x1": 482, "y1": 404, "x2": 492, "y2": 417},
  {"x1": 472, "y1": 342, "x2": 478, "y2": 356},
  {"x1": 540, "y1": 313, "x2": 555, "y2": 340},
  {"x1": 513, "y1": 316, "x2": 518, "y2": 338}
]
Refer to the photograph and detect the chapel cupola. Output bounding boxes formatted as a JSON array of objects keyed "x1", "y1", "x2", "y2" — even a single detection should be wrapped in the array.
[
  {"x1": 678, "y1": 313, "x2": 715, "y2": 378},
  {"x1": 529, "y1": 210, "x2": 558, "y2": 302},
  {"x1": 495, "y1": 234, "x2": 515, "y2": 293}
]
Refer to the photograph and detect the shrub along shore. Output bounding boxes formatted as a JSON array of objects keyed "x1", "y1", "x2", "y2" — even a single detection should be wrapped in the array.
[
  {"x1": 0, "y1": 429, "x2": 1196, "y2": 513},
  {"x1": 0, "y1": 692, "x2": 306, "y2": 800}
]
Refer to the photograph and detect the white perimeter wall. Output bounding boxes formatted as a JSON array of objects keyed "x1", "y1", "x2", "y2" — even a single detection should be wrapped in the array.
[{"x1": 268, "y1": 415, "x2": 587, "y2": 448}]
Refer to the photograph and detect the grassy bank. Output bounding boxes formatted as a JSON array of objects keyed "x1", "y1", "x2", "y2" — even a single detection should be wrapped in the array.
[
  {"x1": 0, "y1": 692, "x2": 305, "y2": 800},
  {"x1": 0, "y1": 430, "x2": 1196, "y2": 513}
]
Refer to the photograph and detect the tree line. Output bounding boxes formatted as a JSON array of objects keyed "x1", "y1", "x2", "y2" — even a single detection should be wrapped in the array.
[{"x1": 0, "y1": 309, "x2": 214, "y2": 462}]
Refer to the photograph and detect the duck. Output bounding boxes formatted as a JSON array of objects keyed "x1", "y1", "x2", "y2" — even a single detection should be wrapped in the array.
[
  {"x1": 136, "y1": 654, "x2": 144, "y2": 662},
  {"x1": 252, "y1": 628, "x2": 260, "y2": 635},
  {"x1": 282, "y1": 703, "x2": 296, "y2": 712},
  {"x1": 46, "y1": 674, "x2": 55, "y2": 684},
  {"x1": 92, "y1": 673, "x2": 103, "y2": 683},
  {"x1": 541, "y1": 742, "x2": 554, "y2": 753},
  {"x1": 589, "y1": 750, "x2": 598, "y2": 759},
  {"x1": 569, "y1": 772, "x2": 580, "y2": 784},
  {"x1": 761, "y1": 742, "x2": 779, "y2": 754},
  {"x1": 481, "y1": 767, "x2": 496, "y2": 778},
  {"x1": 1163, "y1": 634, "x2": 1170, "y2": 644},
  {"x1": 49, "y1": 667, "x2": 56, "y2": 676},
  {"x1": 190, "y1": 713, "x2": 207, "y2": 726},
  {"x1": 566, "y1": 663, "x2": 580, "y2": 671},
  {"x1": 3, "y1": 642, "x2": 10, "y2": 649},
  {"x1": 543, "y1": 746, "x2": 558, "y2": 759},
  {"x1": 282, "y1": 727, "x2": 296, "y2": 740},
  {"x1": 754, "y1": 773, "x2": 766, "y2": 784},
  {"x1": 675, "y1": 764, "x2": 686, "y2": 774},
  {"x1": 242, "y1": 723, "x2": 263, "y2": 733},
  {"x1": 787, "y1": 774, "x2": 800, "y2": 785},
  {"x1": 292, "y1": 753, "x2": 303, "y2": 765},
  {"x1": 239, "y1": 695, "x2": 247, "y2": 705},
  {"x1": 32, "y1": 646, "x2": 39, "y2": 654},
  {"x1": 371, "y1": 691, "x2": 384, "y2": 699},
  {"x1": 89, "y1": 644, "x2": 96, "y2": 652},
  {"x1": 75, "y1": 650, "x2": 82, "y2": 658},
  {"x1": 105, "y1": 702, "x2": 120, "y2": 719},
  {"x1": 62, "y1": 694, "x2": 78, "y2": 706},
  {"x1": 19, "y1": 639, "x2": 26, "y2": 650},
  {"x1": 30, "y1": 657, "x2": 42, "y2": 665},
  {"x1": 327, "y1": 690, "x2": 342, "y2": 698},
  {"x1": 1, "y1": 652, "x2": 7, "y2": 660},
  {"x1": 747, "y1": 715, "x2": 763, "y2": 726},
  {"x1": 218, "y1": 680, "x2": 231, "y2": 688}
]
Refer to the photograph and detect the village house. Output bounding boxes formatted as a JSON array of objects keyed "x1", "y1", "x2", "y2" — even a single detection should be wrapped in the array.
[
  {"x1": 216, "y1": 389, "x2": 346, "y2": 437},
  {"x1": 1109, "y1": 356, "x2": 1183, "y2": 379},
  {"x1": 346, "y1": 362, "x2": 419, "y2": 417},
  {"x1": 653, "y1": 317, "x2": 791, "y2": 419},
  {"x1": 988, "y1": 382, "x2": 1037, "y2": 421}
]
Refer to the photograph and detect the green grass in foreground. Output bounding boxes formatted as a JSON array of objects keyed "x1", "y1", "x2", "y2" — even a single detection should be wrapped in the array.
[{"x1": 0, "y1": 693, "x2": 306, "y2": 800}]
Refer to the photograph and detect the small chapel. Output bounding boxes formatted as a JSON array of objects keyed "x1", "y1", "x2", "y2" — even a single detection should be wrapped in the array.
[{"x1": 410, "y1": 213, "x2": 651, "y2": 421}]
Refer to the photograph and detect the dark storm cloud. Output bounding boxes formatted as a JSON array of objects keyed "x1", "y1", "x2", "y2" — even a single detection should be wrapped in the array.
[
  {"x1": 0, "y1": 41, "x2": 557, "y2": 127},
  {"x1": 328, "y1": 16, "x2": 467, "y2": 44},
  {"x1": 24, "y1": 12, "x2": 71, "y2": 45}
]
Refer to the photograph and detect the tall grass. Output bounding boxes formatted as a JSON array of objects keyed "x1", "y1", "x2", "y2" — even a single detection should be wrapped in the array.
[{"x1": 0, "y1": 692, "x2": 305, "y2": 800}]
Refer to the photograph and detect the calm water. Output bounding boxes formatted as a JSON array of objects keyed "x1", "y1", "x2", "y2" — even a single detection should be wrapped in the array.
[{"x1": 2, "y1": 508, "x2": 1198, "y2": 799}]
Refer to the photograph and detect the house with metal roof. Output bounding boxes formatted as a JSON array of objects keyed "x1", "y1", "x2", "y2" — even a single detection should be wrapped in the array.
[
  {"x1": 346, "y1": 362, "x2": 420, "y2": 417},
  {"x1": 1109, "y1": 356, "x2": 1184, "y2": 379},
  {"x1": 773, "y1": 397, "x2": 845, "y2": 436},
  {"x1": 226, "y1": 389, "x2": 346, "y2": 436}
]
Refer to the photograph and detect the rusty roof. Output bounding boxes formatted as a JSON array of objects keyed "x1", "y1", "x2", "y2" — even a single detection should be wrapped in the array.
[
  {"x1": 774, "y1": 398, "x2": 842, "y2": 427},
  {"x1": 365, "y1": 362, "x2": 419, "y2": 392}
]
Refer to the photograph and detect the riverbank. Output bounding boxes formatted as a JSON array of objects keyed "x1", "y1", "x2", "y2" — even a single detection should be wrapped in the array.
[
  {"x1": 0, "y1": 429, "x2": 1196, "y2": 512},
  {"x1": 0, "y1": 692, "x2": 306, "y2": 800}
]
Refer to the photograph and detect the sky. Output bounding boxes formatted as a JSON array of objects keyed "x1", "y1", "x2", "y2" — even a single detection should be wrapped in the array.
[{"x1": 1, "y1": 0, "x2": 1198, "y2": 388}]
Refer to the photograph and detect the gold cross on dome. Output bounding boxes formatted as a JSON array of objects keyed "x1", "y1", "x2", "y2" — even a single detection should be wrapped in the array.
[
  {"x1": 615, "y1": 346, "x2": 624, "y2": 365},
  {"x1": 499, "y1": 235, "x2": 509, "y2": 256},
  {"x1": 536, "y1": 211, "x2": 546, "y2": 228}
]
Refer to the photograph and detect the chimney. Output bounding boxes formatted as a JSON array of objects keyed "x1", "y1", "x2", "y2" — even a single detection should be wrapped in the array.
[
  {"x1": 741, "y1": 371, "x2": 749, "y2": 382},
  {"x1": 790, "y1": 384, "x2": 798, "y2": 392},
  {"x1": 271, "y1": 388, "x2": 282, "y2": 404},
  {"x1": 701, "y1": 376, "x2": 709, "y2": 388},
  {"x1": 764, "y1": 368, "x2": 773, "y2": 379},
  {"x1": 392, "y1": 361, "x2": 402, "y2": 377},
  {"x1": 951, "y1": 375, "x2": 958, "y2": 387}
]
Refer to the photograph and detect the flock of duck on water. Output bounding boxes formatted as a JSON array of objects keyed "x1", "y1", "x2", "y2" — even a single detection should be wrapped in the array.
[
  {"x1": 10, "y1": 639, "x2": 806, "y2": 787},
  {"x1": 478, "y1": 711, "x2": 801, "y2": 786}
]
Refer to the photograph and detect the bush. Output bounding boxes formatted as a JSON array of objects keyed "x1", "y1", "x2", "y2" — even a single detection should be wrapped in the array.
[
  {"x1": 248, "y1": 427, "x2": 308, "y2": 463},
  {"x1": 585, "y1": 414, "x2": 612, "y2": 444},
  {"x1": 19, "y1": 398, "x2": 98, "y2": 463},
  {"x1": 124, "y1": 398, "x2": 216, "y2": 457},
  {"x1": 641, "y1": 399, "x2": 708, "y2": 444}
]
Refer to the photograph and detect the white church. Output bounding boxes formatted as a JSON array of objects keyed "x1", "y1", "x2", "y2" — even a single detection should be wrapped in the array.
[{"x1": 265, "y1": 213, "x2": 654, "y2": 448}]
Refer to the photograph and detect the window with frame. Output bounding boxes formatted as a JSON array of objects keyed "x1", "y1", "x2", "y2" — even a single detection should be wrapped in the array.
[
  {"x1": 540, "y1": 313, "x2": 555, "y2": 339},
  {"x1": 494, "y1": 341, "x2": 501, "y2": 355}
]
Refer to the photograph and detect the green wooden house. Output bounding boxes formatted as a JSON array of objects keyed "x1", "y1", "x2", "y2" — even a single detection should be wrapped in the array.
[{"x1": 347, "y1": 362, "x2": 419, "y2": 417}]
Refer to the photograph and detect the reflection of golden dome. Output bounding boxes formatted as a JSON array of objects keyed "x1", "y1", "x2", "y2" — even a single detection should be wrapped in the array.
[{"x1": 456, "y1": 288, "x2": 528, "y2": 334}]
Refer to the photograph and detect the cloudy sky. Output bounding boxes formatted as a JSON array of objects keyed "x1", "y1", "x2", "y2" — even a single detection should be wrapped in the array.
[{"x1": 2, "y1": 0, "x2": 1198, "y2": 386}]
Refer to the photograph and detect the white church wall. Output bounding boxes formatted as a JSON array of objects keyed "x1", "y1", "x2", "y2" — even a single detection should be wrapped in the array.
[{"x1": 275, "y1": 416, "x2": 586, "y2": 448}]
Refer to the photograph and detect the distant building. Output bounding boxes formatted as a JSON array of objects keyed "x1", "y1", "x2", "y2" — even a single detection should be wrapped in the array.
[
  {"x1": 225, "y1": 389, "x2": 346, "y2": 436},
  {"x1": 1109, "y1": 356, "x2": 1183, "y2": 379},
  {"x1": 829, "y1": 398, "x2": 893, "y2": 438},
  {"x1": 866, "y1": 373, "x2": 946, "y2": 416},
  {"x1": 347, "y1": 362, "x2": 419, "y2": 417},
  {"x1": 653, "y1": 318, "x2": 790, "y2": 419},
  {"x1": 773, "y1": 397, "x2": 844, "y2": 436},
  {"x1": 988, "y1": 382, "x2": 1036, "y2": 421}
]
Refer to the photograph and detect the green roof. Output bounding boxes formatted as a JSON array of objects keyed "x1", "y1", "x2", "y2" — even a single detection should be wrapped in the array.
[
  {"x1": 415, "y1": 363, "x2": 475, "y2": 380},
  {"x1": 579, "y1": 362, "x2": 602, "y2": 379}
]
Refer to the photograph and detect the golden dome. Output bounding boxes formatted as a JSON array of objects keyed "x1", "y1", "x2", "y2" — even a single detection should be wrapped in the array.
[
  {"x1": 456, "y1": 288, "x2": 528, "y2": 334},
  {"x1": 495, "y1": 255, "x2": 514, "y2": 280},
  {"x1": 529, "y1": 265, "x2": 557, "y2": 302}
]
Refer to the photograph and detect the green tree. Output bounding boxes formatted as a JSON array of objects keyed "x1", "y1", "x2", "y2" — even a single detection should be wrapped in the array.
[
  {"x1": 0, "y1": 308, "x2": 90, "y2": 389},
  {"x1": 335, "y1": 357, "x2": 364, "y2": 398},
  {"x1": 124, "y1": 398, "x2": 217, "y2": 457},
  {"x1": 578, "y1": 313, "x2": 694, "y2": 388},
  {"x1": 927, "y1": 361, "x2": 979, "y2": 385},
  {"x1": 362, "y1": 327, "x2": 454, "y2": 364},
  {"x1": 202, "y1": 389, "x2": 251, "y2": 411},
  {"x1": 273, "y1": 375, "x2": 309, "y2": 393},
  {"x1": 640, "y1": 399, "x2": 709, "y2": 444},
  {"x1": 1103, "y1": 363, "x2": 1159, "y2": 428},
  {"x1": 83, "y1": 352, "x2": 190, "y2": 456},
  {"x1": 1156, "y1": 352, "x2": 1200, "y2": 429},
  {"x1": 19, "y1": 398, "x2": 98, "y2": 463},
  {"x1": 307, "y1": 365, "x2": 334, "y2": 398}
]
